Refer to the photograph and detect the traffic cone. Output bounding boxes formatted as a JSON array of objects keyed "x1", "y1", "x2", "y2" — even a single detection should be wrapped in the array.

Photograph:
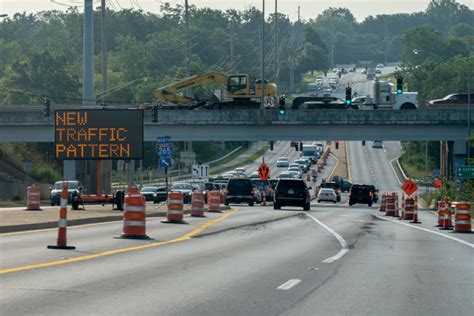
[{"x1": 48, "y1": 181, "x2": 76, "y2": 250}]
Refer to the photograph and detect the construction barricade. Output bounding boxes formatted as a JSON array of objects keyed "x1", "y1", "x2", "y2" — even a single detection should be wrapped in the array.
[
  {"x1": 208, "y1": 190, "x2": 221, "y2": 212},
  {"x1": 437, "y1": 200, "x2": 448, "y2": 227},
  {"x1": 26, "y1": 184, "x2": 41, "y2": 210},
  {"x1": 191, "y1": 191, "x2": 205, "y2": 217},
  {"x1": 453, "y1": 202, "x2": 472, "y2": 233},
  {"x1": 385, "y1": 194, "x2": 397, "y2": 217},
  {"x1": 48, "y1": 181, "x2": 75, "y2": 249},
  {"x1": 379, "y1": 194, "x2": 387, "y2": 212},
  {"x1": 163, "y1": 191, "x2": 186, "y2": 224},
  {"x1": 121, "y1": 186, "x2": 149, "y2": 239},
  {"x1": 392, "y1": 193, "x2": 399, "y2": 217},
  {"x1": 403, "y1": 197, "x2": 415, "y2": 220},
  {"x1": 411, "y1": 196, "x2": 421, "y2": 224}
]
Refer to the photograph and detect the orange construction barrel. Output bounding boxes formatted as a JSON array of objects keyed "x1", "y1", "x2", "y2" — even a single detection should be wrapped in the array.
[
  {"x1": 26, "y1": 184, "x2": 41, "y2": 210},
  {"x1": 454, "y1": 202, "x2": 472, "y2": 233}
]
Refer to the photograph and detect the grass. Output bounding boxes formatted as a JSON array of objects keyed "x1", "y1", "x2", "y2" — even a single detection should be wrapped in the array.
[
  {"x1": 211, "y1": 146, "x2": 269, "y2": 175},
  {"x1": 0, "y1": 199, "x2": 26, "y2": 207},
  {"x1": 209, "y1": 146, "x2": 249, "y2": 168}
]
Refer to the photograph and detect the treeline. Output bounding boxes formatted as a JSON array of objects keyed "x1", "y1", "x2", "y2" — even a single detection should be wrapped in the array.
[{"x1": 1, "y1": 0, "x2": 473, "y2": 105}]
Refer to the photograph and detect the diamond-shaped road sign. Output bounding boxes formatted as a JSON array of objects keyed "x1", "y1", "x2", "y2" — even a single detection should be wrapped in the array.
[
  {"x1": 401, "y1": 179, "x2": 417, "y2": 196},
  {"x1": 258, "y1": 162, "x2": 270, "y2": 181}
]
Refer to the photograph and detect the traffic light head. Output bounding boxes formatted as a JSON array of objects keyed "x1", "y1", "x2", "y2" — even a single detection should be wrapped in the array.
[
  {"x1": 279, "y1": 97, "x2": 286, "y2": 116},
  {"x1": 345, "y1": 87, "x2": 352, "y2": 105},
  {"x1": 396, "y1": 78, "x2": 403, "y2": 94}
]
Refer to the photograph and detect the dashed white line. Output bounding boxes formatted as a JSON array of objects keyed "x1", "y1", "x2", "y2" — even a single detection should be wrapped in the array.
[
  {"x1": 277, "y1": 279, "x2": 302, "y2": 290},
  {"x1": 305, "y1": 213, "x2": 349, "y2": 263},
  {"x1": 374, "y1": 214, "x2": 474, "y2": 249}
]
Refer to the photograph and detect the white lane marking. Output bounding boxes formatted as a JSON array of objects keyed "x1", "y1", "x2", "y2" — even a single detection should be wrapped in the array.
[
  {"x1": 339, "y1": 215, "x2": 350, "y2": 217},
  {"x1": 277, "y1": 279, "x2": 302, "y2": 290},
  {"x1": 383, "y1": 147, "x2": 387, "y2": 153},
  {"x1": 305, "y1": 213, "x2": 349, "y2": 263},
  {"x1": 352, "y1": 219, "x2": 366, "y2": 223},
  {"x1": 389, "y1": 157, "x2": 403, "y2": 185},
  {"x1": 374, "y1": 214, "x2": 474, "y2": 249}
]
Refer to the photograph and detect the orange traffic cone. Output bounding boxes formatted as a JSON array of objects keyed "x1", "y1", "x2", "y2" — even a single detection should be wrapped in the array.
[{"x1": 48, "y1": 181, "x2": 76, "y2": 250}]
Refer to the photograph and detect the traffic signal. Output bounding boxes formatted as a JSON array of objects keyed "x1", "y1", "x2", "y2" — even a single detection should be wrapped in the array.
[
  {"x1": 396, "y1": 77, "x2": 403, "y2": 94},
  {"x1": 362, "y1": 140, "x2": 366, "y2": 146},
  {"x1": 152, "y1": 105, "x2": 158, "y2": 122},
  {"x1": 345, "y1": 87, "x2": 352, "y2": 106},
  {"x1": 279, "y1": 97, "x2": 286, "y2": 116},
  {"x1": 299, "y1": 142, "x2": 303, "y2": 151},
  {"x1": 269, "y1": 141, "x2": 274, "y2": 151},
  {"x1": 335, "y1": 140, "x2": 339, "y2": 150},
  {"x1": 43, "y1": 99, "x2": 50, "y2": 117}
]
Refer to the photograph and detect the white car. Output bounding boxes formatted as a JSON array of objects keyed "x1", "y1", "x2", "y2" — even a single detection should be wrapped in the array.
[
  {"x1": 372, "y1": 140, "x2": 383, "y2": 148},
  {"x1": 277, "y1": 171, "x2": 292, "y2": 179},
  {"x1": 250, "y1": 171, "x2": 259, "y2": 179},
  {"x1": 234, "y1": 167, "x2": 246, "y2": 176},
  {"x1": 288, "y1": 170, "x2": 301, "y2": 179},
  {"x1": 377, "y1": 63, "x2": 384, "y2": 68},
  {"x1": 277, "y1": 157, "x2": 289, "y2": 167},
  {"x1": 317, "y1": 188, "x2": 337, "y2": 203}
]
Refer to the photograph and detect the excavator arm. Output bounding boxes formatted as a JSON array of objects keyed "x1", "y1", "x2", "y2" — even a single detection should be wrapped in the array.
[{"x1": 153, "y1": 72, "x2": 229, "y2": 105}]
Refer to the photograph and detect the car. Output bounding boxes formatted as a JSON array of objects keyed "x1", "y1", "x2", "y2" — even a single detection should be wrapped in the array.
[
  {"x1": 249, "y1": 171, "x2": 260, "y2": 179},
  {"x1": 340, "y1": 180, "x2": 352, "y2": 193},
  {"x1": 222, "y1": 172, "x2": 236, "y2": 179},
  {"x1": 428, "y1": 93, "x2": 474, "y2": 107},
  {"x1": 372, "y1": 140, "x2": 383, "y2": 148},
  {"x1": 140, "y1": 186, "x2": 159, "y2": 202},
  {"x1": 375, "y1": 68, "x2": 382, "y2": 74},
  {"x1": 377, "y1": 63, "x2": 384, "y2": 68},
  {"x1": 295, "y1": 159, "x2": 310, "y2": 172},
  {"x1": 320, "y1": 182, "x2": 341, "y2": 202},
  {"x1": 276, "y1": 157, "x2": 289, "y2": 167},
  {"x1": 225, "y1": 178, "x2": 257, "y2": 206},
  {"x1": 277, "y1": 171, "x2": 292, "y2": 179},
  {"x1": 288, "y1": 169, "x2": 302, "y2": 179},
  {"x1": 170, "y1": 183, "x2": 194, "y2": 204},
  {"x1": 349, "y1": 184, "x2": 378, "y2": 206},
  {"x1": 317, "y1": 188, "x2": 337, "y2": 203},
  {"x1": 50, "y1": 180, "x2": 83, "y2": 206},
  {"x1": 273, "y1": 179, "x2": 311, "y2": 211},
  {"x1": 154, "y1": 186, "x2": 168, "y2": 203},
  {"x1": 361, "y1": 69, "x2": 367, "y2": 74},
  {"x1": 234, "y1": 168, "x2": 246, "y2": 177}
]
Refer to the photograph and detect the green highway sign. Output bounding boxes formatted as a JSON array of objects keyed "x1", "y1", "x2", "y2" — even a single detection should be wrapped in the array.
[{"x1": 456, "y1": 166, "x2": 474, "y2": 179}]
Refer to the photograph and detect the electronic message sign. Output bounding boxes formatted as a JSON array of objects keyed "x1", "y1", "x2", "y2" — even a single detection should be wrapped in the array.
[{"x1": 55, "y1": 110, "x2": 143, "y2": 160}]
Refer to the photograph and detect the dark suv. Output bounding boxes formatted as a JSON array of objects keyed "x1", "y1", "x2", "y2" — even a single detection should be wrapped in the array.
[
  {"x1": 273, "y1": 179, "x2": 311, "y2": 211},
  {"x1": 349, "y1": 184, "x2": 378, "y2": 207},
  {"x1": 225, "y1": 178, "x2": 256, "y2": 206}
]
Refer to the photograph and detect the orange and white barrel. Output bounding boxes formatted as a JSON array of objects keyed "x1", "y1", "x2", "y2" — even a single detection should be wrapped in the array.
[
  {"x1": 454, "y1": 202, "x2": 472, "y2": 233},
  {"x1": 404, "y1": 197, "x2": 415, "y2": 220},
  {"x1": 437, "y1": 200, "x2": 447, "y2": 227},
  {"x1": 385, "y1": 195, "x2": 396, "y2": 217},
  {"x1": 191, "y1": 191, "x2": 205, "y2": 217},
  {"x1": 208, "y1": 190, "x2": 221, "y2": 212},
  {"x1": 47, "y1": 181, "x2": 75, "y2": 249},
  {"x1": 121, "y1": 186, "x2": 148, "y2": 239},
  {"x1": 379, "y1": 194, "x2": 386, "y2": 212},
  {"x1": 166, "y1": 191, "x2": 185, "y2": 222},
  {"x1": 392, "y1": 193, "x2": 399, "y2": 217},
  {"x1": 26, "y1": 184, "x2": 41, "y2": 210}
]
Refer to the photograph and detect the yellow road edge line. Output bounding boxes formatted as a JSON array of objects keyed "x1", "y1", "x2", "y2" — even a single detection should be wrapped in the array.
[
  {"x1": 345, "y1": 141, "x2": 352, "y2": 183},
  {"x1": 0, "y1": 208, "x2": 238, "y2": 275}
]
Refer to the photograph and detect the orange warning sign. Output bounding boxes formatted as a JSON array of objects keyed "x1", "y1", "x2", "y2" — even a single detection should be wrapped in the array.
[
  {"x1": 258, "y1": 162, "x2": 270, "y2": 181},
  {"x1": 401, "y1": 179, "x2": 417, "y2": 196}
]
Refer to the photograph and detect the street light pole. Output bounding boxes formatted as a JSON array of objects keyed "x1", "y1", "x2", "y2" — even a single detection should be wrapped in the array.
[{"x1": 260, "y1": 0, "x2": 265, "y2": 110}]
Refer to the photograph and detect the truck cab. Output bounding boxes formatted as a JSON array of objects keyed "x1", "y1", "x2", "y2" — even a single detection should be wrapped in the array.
[{"x1": 373, "y1": 80, "x2": 417, "y2": 109}]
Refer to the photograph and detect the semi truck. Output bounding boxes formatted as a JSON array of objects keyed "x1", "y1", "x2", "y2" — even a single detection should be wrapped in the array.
[{"x1": 352, "y1": 79, "x2": 418, "y2": 110}]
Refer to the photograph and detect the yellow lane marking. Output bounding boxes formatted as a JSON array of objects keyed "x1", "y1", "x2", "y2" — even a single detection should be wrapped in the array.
[{"x1": 0, "y1": 208, "x2": 238, "y2": 275}]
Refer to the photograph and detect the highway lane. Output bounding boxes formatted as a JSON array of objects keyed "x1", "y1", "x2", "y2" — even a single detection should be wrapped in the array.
[{"x1": 1, "y1": 202, "x2": 472, "y2": 315}]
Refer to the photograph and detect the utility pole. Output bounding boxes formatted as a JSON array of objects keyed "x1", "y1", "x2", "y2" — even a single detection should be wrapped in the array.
[
  {"x1": 230, "y1": 20, "x2": 235, "y2": 70},
  {"x1": 260, "y1": 0, "x2": 265, "y2": 110},
  {"x1": 185, "y1": 0, "x2": 191, "y2": 77},
  {"x1": 274, "y1": 0, "x2": 278, "y2": 85},
  {"x1": 297, "y1": 6, "x2": 300, "y2": 23}
]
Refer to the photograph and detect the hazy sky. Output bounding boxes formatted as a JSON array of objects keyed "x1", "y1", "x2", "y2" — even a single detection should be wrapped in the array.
[{"x1": 1, "y1": 0, "x2": 473, "y2": 21}]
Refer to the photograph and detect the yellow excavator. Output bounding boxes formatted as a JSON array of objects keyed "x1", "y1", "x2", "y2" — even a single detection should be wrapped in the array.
[{"x1": 153, "y1": 72, "x2": 278, "y2": 108}]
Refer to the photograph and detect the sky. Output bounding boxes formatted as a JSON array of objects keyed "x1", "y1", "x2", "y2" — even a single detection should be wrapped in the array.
[{"x1": 1, "y1": 0, "x2": 473, "y2": 22}]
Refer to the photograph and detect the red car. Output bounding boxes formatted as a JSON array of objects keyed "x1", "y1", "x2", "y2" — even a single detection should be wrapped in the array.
[{"x1": 428, "y1": 93, "x2": 473, "y2": 106}]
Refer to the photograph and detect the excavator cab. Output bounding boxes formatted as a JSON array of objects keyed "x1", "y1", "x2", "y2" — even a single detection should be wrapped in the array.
[{"x1": 227, "y1": 75, "x2": 250, "y2": 97}]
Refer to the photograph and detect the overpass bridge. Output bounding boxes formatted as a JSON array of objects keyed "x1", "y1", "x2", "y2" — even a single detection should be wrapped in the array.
[{"x1": 0, "y1": 108, "x2": 471, "y2": 142}]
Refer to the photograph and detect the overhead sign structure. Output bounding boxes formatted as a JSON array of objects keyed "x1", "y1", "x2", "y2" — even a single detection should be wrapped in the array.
[
  {"x1": 192, "y1": 164, "x2": 209, "y2": 179},
  {"x1": 401, "y1": 179, "x2": 417, "y2": 196},
  {"x1": 456, "y1": 166, "x2": 474, "y2": 179},
  {"x1": 55, "y1": 110, "x2": 143, "y2": 160},
  {"x1": 258, "y1": 162, "x2": 270, "y2": 181}
]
